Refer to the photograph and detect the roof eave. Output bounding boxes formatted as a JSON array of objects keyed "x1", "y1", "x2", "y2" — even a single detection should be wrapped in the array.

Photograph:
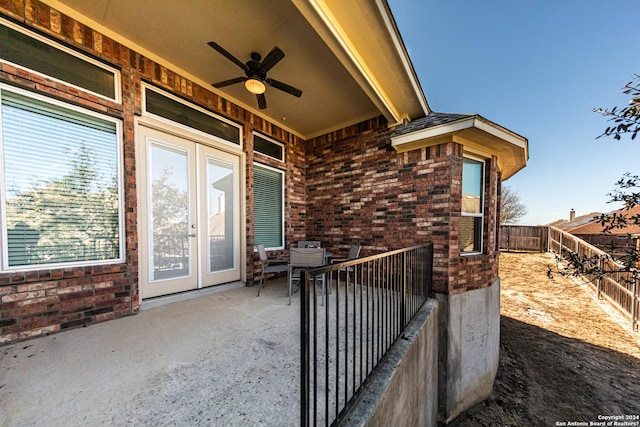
[
  {"x1": 391, "y1": 116, "x2": 529, "y2": 180},
  {"x1": 290, "y1": 0, "x2": 429, "y2": 127}
]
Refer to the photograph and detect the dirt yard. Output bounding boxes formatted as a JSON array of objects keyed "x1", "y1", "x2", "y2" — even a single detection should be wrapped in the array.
[{"x1": 450, "y1": 252, "x2": 640, "y2": 426}]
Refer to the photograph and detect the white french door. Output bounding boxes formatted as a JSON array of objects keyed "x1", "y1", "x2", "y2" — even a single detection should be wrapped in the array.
[{"x1": 138, "y1": 126, "x2": 241, "y2": 299}]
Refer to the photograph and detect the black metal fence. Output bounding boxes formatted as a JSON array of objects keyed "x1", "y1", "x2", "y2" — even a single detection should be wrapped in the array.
[{"x1": 300, "y1": 243, "x2": 434, "y2": 426}]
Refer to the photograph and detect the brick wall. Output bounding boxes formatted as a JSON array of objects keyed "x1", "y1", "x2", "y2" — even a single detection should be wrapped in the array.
[
  {"x1": 0, "y1": 1, "x2": 304, "y2": 342},
  {"x1": 0, "y1": 2, "x2": 139, "y2": 342},
  {"x1": 305, "y1": 119, "x2": 501, "y2": 294},
  {"x1": 0, "y1": 1, "x2": 502, "y2": 342}
]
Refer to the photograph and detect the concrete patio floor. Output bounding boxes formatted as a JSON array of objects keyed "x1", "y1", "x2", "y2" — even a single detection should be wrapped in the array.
[{"x1": 0, "y1": 279, "x2": 301, "y2": 427}]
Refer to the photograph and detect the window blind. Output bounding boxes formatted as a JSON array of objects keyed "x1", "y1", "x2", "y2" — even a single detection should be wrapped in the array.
[
  {"x1": 253, "y1": 164, "x2": 283, "y2": 249},
  {"x1": 1, "y1": 90, "x2": 121, "y2": 268}
]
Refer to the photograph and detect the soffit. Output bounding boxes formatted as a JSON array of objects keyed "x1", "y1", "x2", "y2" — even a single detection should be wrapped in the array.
[
  {"x1": 391, "y1": 115, "x2": 529, "y2": 180},
  {"x1": 46, "y1": 0, "x2": 427, "y2": 139}
]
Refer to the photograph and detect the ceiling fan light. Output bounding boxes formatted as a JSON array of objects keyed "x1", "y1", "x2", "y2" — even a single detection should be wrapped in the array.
[{"x1": 245, "y1": 78, "x2": 266, "y2": 94}]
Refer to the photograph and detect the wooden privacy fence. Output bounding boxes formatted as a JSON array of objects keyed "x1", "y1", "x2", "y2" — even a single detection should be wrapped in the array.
[
  {"x1": 499, "y1": 225, "x2": 549, "y2": 252},
  {"x1": 549, "y1": 226, "x2": 639, "y2": 332}
]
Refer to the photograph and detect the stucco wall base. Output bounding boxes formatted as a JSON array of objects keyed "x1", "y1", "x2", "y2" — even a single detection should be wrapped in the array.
[
  {"x1": 343, "y1": 299, "x2": 439, "y2": 427},
  {"x1": 436, "y1": 278, "x2": 501, "y2": 424}
]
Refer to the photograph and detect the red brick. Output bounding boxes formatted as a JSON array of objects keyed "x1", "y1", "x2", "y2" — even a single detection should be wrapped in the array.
[{"x1": 0, "y1": 3, "x2": 503, "y2": 343}]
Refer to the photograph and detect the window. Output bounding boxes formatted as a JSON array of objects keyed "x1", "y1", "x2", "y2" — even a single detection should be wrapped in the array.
[
  {"x1": 253, "y1": 132, "x2": 284, "y2": 162},
  {"x1": 0, "y1": 88, "x2": 123, "y2": 270},
  {"x1": 461, "y1": 156, "x2": 485, "y2": 254},
  {"x1": 0, "y1": 19, "x2": 120, "y2": 101},
  {"x1": 253, "y1": 163, "x2": 284, "y2": 250},
  {"x1": 143, "y1": 85, "x2": 241, "y2": 146}
]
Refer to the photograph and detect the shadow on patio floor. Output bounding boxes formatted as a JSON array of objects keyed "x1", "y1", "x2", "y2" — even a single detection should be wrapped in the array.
[{"x1": 1, "y1": 279, "x2": 301, "y2": 427}]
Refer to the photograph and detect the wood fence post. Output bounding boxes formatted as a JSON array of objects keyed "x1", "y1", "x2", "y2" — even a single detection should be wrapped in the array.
[
  {"x1": 633, "y1": 279, "x2": 638, "y2": 332},
  {"x1": 597, "y1": 255, "x2": 602, "y2": 299}
]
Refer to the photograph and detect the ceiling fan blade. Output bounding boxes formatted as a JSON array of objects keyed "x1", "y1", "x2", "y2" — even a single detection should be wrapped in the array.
[
  {"x1": 266, "y1": 78, "x2": 302, "y2": 97},
  {"x1": 207, "y1": 41, "x2": 249, "y2": 71},
  {"x1": 257, "y1": 93, "x2": 267, "y2": 109},
  {"x1": 260, "y1": 46, "x2": 285, "y2": 72},
  {"x1": 212, "y1": 76, "x2": 247, "y2": 88}
]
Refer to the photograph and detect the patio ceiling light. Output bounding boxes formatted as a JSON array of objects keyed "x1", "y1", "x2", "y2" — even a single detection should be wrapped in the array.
[{"x1": 244, "y1": 78, "x2": 266, "y2": 95}]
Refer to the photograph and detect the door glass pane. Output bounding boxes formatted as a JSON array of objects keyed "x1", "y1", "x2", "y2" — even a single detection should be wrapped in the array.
[
  {"x1": 149, "y1": 143, "x2": 190, "y2": 281},
  {"x1": 207, "y1": 157, "x2": 235, "y2": 272}
]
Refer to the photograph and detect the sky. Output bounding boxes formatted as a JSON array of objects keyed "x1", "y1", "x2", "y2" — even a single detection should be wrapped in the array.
[{"x1": 388, "y1": 0, "x2": 640, "y2": 225}]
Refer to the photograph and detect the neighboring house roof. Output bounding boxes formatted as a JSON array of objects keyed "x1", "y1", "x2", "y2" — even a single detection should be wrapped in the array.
[
  {"x1": 553, "y1": 206, "x2": 640, "y2": 235},
  {"x1": 568, "y1": 205, "x2": 640, "y2": 236},
  {"x1": 554, "y1": 212, "x2": 602, "y2": 230},
  {"x1": 390, "y1": 112, "x2": 529, "y2": 180}
]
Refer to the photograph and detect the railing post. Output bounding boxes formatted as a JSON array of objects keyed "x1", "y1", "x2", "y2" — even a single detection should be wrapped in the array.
[
  {"x1": 426, "y1": 243, "x2": 433, "y2": 298},
  {"x1": 401, "y1": 251, "x2": 407, "y2": 327},
  {"x1": 300, "y1": 270, "x2": 308, "y2": 427}
]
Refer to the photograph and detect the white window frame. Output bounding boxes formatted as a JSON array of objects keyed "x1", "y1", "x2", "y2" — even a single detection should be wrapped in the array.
[
  {"x1": 0, "y1": 84, "x2": 125, "y2": 271},
  {"x1": 0, "y1": 17, "x2": 121, "y2": 103},
  {"x1": 461, "y1": 154, "x2": 486, "y2": 256},
  {"x1": 253, "y1": 131, "x2": 285, "y2": 163},
  {"x1": 253, "y1": 162, "x2": 285, "y2": 251},
  {"x1": 141, "y1": 84, "x2": 243, "y2": 150}
]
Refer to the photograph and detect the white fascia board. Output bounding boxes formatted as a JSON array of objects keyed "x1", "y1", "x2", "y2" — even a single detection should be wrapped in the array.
[
  {"x1": 391, "y1": 115, "x2": 529, "y2": 180},
  {"x1": 374, "y1": 0, "x2": 430, "y2": 116},
  {"x1": 392, "y1": 116, "x2": 528, "y2": 155},
  {"x1": 292, "y1": 0, "x2": 405, "y2": 125}
]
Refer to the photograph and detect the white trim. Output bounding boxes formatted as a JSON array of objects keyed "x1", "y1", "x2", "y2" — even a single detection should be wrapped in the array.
[
  {"x1": 253, "y1": 131, "x2": 286, "y2": 163},
  {"x1": 135, "y1": 121, "x2": 246, "y2": 299},
  {"x1": 0, "y1": 84, "x2": 125, "y2": 272},
  {"x1": 461, "y1": 155, "x2": 485, "y2": 256},
  {"x1": 141, "y1": 83, "x2": 243, "y2": 150},
  {"x1": 0, "y1": 17, "x2": 121, "y2": 103},
  {"x1": 137, "y1": 114, "x2": 242, "y2": 157},
  {"x1": 374, "y1": 0, "x2": 430, "y2": 115},
  {"x1": 462, "y1": 146, "x2": 492, "y2": 160},
  {"x1": 253, "y1": 162, "x2": 286, "y2": 251},
  {"x1": 293, "y1": 0, "x2": 402, "y2": 124},
  {"x1": 391, "y1": 116, "x2": 527, "y2": 150}
]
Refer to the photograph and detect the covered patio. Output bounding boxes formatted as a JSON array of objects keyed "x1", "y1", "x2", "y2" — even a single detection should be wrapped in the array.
[
  {"x1": 0, "y1": 1, "x2": 528, "y2": 423},
  {"x1": 0, "y1": 281, "x2": 301, "y2": 426}
]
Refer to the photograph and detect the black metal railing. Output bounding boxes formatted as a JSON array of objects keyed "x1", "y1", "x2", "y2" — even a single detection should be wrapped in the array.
[{"x1": 300, "y1": 243, "x2": 434, "y2": 426}]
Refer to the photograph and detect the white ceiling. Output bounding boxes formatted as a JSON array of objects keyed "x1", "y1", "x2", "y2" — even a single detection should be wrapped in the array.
[{"x1": 50, "y1": 0, "x2": 399, "y2": 139}]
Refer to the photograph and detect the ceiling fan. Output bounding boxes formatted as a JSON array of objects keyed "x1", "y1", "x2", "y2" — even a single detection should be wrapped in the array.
[{"x1": 208, "y1": 41, "x2": 303, "y2": 109}]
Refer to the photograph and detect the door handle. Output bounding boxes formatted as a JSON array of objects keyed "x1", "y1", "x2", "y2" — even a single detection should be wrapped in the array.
[{"x1": 189, "y1": 233, "x2": 197, "y2": 238}]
